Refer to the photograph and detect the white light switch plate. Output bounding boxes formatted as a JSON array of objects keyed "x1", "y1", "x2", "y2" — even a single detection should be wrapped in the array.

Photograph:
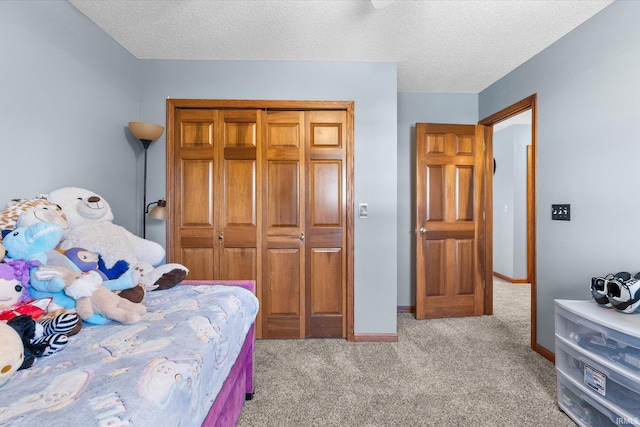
[{"x1": 359, "y1": 203, "x2": 368, "y2": 218}]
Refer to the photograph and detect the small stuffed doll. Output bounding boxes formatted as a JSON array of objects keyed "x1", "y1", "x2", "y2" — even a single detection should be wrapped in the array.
[
  {"x1": 35, "y1": 265, "x2": 147, "y2": 325},
  {"x1": 0, "y1": 259, "x2": 43, "y2": 319},
  {"x1": 63, "y1": 247, "x2": 145, "y2": 304},
  {"x1": 6, "y1": 315, "x2": 48, "y2": 370},
  {"x1": 4, "y1": 314, "x2": 77, "y2": 370},
  {"x1": 0, "y1": 260, "x2": 80, "y2": 359},
  {"x1": 0, "y1": 320, "x2": 24, "y2": 386}
]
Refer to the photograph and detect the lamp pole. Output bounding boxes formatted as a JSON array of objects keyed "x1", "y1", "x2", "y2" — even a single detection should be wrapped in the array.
[
  {"x1": 128, "y1": 121, "x2": 164, "y2": 239},
  {"x1": 140, "y1": 138, "x2": 152, "y2": 239}
]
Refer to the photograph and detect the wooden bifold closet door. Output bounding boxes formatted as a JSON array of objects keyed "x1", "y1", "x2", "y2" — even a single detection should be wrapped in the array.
[{"x1": 166, "y1": 100, "x2": 353, "y2": 340}]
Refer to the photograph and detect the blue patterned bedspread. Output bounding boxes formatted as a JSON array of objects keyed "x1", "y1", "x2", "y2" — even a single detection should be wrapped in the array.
[{"x1": 0, "y1": 283, "x2": 259, "y2": 427}]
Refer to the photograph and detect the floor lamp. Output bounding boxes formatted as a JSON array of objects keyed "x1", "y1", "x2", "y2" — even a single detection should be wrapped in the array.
[{"x1": 128, "y1": 121, "x2": 167, "y2": 238}]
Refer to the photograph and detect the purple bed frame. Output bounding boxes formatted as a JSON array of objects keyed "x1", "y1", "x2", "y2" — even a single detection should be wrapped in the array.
[{"x1": 181, "y1": 280, "x2": 256, "y2": 427}]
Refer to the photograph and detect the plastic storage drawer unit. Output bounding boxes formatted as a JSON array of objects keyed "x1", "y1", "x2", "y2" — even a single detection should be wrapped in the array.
[
  {"x1": 555, "y1": 300, "x2": 640, "y2": 374},
  {"x1": 556, "y1": 339, "x2": 640, "y2": 417},
  {"x1": 558, "y1": 370, "x2": 622, "y2": 427},
  {"x1": 556, "y1": 300, "x2": 640, "y2": 427}
]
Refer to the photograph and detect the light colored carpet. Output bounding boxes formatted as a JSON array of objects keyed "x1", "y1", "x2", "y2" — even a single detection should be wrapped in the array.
[{"x1": 237, "y1": 279, "x2": 574, "y2": 426}]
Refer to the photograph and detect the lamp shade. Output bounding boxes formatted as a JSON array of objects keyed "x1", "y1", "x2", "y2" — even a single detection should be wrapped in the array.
[
  {"x1": 128, "y1": 122, "x2": 164, "y2": 141},
  {"x1": 148, "y1": 199, "x2": 168, "y2": 220}
]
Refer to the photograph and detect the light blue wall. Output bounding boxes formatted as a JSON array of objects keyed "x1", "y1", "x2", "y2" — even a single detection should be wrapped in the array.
[
  {"x1": 493, "y1": 129, "x2": 516, "y2": 278},
  {"x1": 0, "y1": 1, "x2": 140, "y2": 232},
  {"x1": 480, "y1": 0, "x2": 635, "y2": 351},
  {"x1": 396, "y1": 93, "x2": 478, "y2": 306},
  {"x1": 512, "y1": 125, "x2": 529, "y2": 279},
  {"x1": 493, "y1": 124, "x2": 529, "y2": 279},
  {"x1": 139, "y1": 60, "x2": 399, "y2": 334}
]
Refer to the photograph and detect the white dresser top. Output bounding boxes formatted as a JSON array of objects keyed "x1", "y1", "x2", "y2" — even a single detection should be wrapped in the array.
[{"x1": 555, "y1": 299, "x2": 640, "y2": 339}]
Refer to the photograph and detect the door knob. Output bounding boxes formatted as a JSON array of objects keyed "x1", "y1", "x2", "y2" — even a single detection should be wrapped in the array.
[
  {"x1": 218, "y1": 232, "x2": 224, "y2": 242},
  {"x1": 419, "y1": 227, "x2": 427, "y2": 234},
  {"x1": 300, "y1": 232, "x2": 305, "y2": 242}
]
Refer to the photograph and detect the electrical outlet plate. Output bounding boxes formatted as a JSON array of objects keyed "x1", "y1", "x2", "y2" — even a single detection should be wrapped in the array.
[{"x1": 552, "y1": 204, "x2": 570, "y2": 221}]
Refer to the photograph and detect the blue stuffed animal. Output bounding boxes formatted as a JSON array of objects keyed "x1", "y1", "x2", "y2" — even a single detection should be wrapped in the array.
[{"x1": 2, "y1": 222, "x2": 140, "y2": 324}]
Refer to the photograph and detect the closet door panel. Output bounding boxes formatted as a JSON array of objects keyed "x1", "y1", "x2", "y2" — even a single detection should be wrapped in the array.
[
  {"x1": 305, "y1": 111, "x2": 347, "y2": 338},
  {"x1": 267, "y1": 161, "x2": 299, "y2": 228},
  {"x1": 181, "y1": 159, "x2": 214, "y2": 226},
  {"x1": 225, "y1": 160, "x2": 256, "y2": 225},
  {"x1": 173, "y1": 109, "x2": 218, "y2": 276},
  {"x1": 309, "y1": 247, "x2": 343, "y2": 337},
  {"x1": 220, "y1": 110, "x2": 260, "y2": 284},
  {"x1": 262, "y1": 111, "x2": 305, "y2": 338},
  {"x1": 263, "y1": 247, "x2": 301, "y2": 338},
  {"x1": 221, "y1": 248, "x2": 256, "y2": 281},
  {"x1": 310, "y1": 161, "x2": 341, "y2": 226},
  {"x1": 308, "y1": 160, "x2": 343, "y2": 337},
  {"x1": 182, "y1": 248, "x2": 215, "y2": 280},
  {"x1": 181, "y1": 121, "x2": 214, "y2": 148}
]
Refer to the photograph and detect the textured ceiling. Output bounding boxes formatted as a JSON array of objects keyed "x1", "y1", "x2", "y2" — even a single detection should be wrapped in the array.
[{"x1": 68, "y1": 0, "x2": 613, "y2": 93}]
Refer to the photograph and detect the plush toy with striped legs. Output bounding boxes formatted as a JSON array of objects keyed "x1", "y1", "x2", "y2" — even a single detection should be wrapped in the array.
[{"x1": 0, "y1": 260, "x2": 79, "y2": 366}]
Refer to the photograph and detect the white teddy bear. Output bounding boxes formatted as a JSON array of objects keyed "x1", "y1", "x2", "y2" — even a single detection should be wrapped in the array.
[{"x1": 47, "y1": 187, "x2": 188, "y2": 291}]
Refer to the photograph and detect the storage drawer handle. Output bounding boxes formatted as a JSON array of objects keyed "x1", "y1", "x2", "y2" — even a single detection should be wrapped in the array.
[{"x1": 575, "y1": 320, "x2": 609, "y2": 341}]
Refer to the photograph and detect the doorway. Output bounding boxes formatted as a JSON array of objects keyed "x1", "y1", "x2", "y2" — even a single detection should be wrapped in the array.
[
  {"x1": 479, "y1": 94, "x2": 549, "y2": 360},
  {"x1": 492, "y1": 109, "x2": 531, "y2": 284}
]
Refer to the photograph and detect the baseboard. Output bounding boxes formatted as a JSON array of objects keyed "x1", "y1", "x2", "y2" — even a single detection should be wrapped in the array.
[
  {"x1": 493, "y1": 271, "x2": 528, "y2": 284},
  {"x1": 534, "y1": 342, "x2": 555, "y2": 363},
  {"x1": 352, "y1": 333, "x2": 398, "y2": 342},
  {"x1": 397, "y1": 306, "x2": 415, "y2": 314}
]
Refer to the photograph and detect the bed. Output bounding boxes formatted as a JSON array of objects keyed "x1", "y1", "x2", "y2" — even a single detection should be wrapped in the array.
[{"x1": 0, "y1": 279, "x2": 259, "y2": 427}]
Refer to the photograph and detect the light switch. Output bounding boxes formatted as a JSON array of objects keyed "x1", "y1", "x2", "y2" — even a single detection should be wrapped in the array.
[
  {"x1": 551, "y1": 204, "x2": 570, "y2": 221},
  {"x1": 359, "y1": 203, "x2": 368, "y2": 218}
]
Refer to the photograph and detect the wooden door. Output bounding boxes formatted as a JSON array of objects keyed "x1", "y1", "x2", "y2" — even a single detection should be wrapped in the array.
[
  {"x1": 261, "y1": 111, "x2": 306, "y2": 338},
  {"x1": 167, "y1": 99, "x2": 354, "y2": 340},
  {"x1": 218, "y1": 110, "x2": 260, "y2": 283},
  {"x1": 171, "y1": 108, "x2": 218, "y2": 279},
  {"x1": 170, "y1": 109, "x2": 260, "y2": 283},
  {"x1": 415, "y1": 123, "x2": 487, "y2": 319},
  {"x1": 305, "y1": 111, "x2": 347, "y2": 338}
]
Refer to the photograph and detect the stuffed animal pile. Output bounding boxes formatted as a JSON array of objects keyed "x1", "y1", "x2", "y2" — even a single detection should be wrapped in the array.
[
  {"x1": 0, "y1": 245, "x2": 80, "y2": 384},
  {"x1": 2, "y1": 221, "x2": 146, "y2": 325},
  {"x1": 47, "y1": 187, "x2": 188, "y2": 291},
  {"x1": 0, "y1": 187, "x2": 190, "y2": 387}
]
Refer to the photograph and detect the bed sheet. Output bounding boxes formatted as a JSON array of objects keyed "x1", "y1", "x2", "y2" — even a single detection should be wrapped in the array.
[{"x1": 0, "y1": 283, "x2": 259, "y2": 427}]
